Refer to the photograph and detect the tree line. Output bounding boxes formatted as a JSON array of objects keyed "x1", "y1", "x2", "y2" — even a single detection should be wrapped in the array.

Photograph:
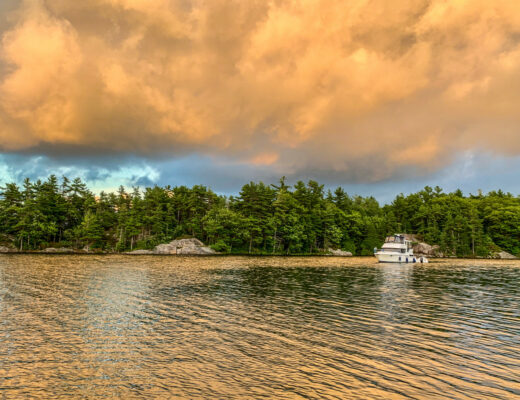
[{"x1": 0, "y1": 175, "x2": 518, "y2": 256}]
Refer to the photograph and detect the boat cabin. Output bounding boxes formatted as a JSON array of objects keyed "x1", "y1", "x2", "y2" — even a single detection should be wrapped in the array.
[{"x1": 380, "y1": 235, "x2": 412, "y2": 253}]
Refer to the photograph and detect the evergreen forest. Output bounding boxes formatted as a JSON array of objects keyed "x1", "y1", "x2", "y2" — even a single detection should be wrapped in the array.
[{"x1": 1, "y1": 175, "x2": 519, "y2": 256}]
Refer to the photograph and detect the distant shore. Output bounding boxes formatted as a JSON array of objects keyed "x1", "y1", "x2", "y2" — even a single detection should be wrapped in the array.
[
  {"x1": 2, "y1": 175, "x2": 520, "y2": 259},
  {"x1": 2, "y1": 251, "x2": 518, "y2": 261}
]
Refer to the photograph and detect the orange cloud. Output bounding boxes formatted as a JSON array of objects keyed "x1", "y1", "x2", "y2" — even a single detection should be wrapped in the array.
[
  {"x1": 1, "y1": 0, "x2": 520, "y2": 180},
  {"x1": 250, "y1": 152, "x2": 279, "y2": 166}
]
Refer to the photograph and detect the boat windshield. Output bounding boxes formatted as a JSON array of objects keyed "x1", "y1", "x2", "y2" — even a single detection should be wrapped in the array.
[{"x1": 385, "y1": 235, "x2": 405, "y2": 244}]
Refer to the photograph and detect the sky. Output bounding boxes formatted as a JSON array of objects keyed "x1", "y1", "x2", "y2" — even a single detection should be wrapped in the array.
[{"x1": 1, "y1": 0, "x2": 520, "y2": 202}]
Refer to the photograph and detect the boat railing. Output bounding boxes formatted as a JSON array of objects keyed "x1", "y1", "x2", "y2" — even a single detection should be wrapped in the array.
[{"x1": 375, "y1": 248, "x2": 409, "y2": 253}]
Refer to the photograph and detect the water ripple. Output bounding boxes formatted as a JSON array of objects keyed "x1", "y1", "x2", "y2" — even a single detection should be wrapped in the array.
[{"x1": 0, "y1": 255, "x2": 519, "y2": 399}]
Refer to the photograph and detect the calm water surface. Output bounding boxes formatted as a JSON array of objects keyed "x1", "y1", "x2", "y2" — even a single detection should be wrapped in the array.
[{"x1": 0, "y1": 255, "x2": 519, "y2": 399}]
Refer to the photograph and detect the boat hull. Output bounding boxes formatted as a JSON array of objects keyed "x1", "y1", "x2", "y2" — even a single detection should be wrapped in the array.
[{"x1": 375, "y1": 252, "x2": 428, "y2": 263}]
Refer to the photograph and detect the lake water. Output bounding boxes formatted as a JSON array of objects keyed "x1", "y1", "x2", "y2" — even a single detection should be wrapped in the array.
[{"x1": 0, "y1": 255, "x2": 519, "y2": 399}]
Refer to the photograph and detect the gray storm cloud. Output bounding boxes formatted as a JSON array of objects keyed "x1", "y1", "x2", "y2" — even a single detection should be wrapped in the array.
[{"x1": 1, "y1": 0, "x2": 520, "y2": 181}]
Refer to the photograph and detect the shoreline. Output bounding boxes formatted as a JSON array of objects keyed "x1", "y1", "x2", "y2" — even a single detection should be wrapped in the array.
[{"x1": 1, "y1": 252, "x2": 518, "y2": 261}]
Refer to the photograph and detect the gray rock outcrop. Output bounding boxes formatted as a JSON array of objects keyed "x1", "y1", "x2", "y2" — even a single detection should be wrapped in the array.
[
  {"x1": 493, "y1": 251, "x2": 517, "y2": 259},
  {"x1": 155, "y1": 238, "x2": 216, "y2": 254},
  {"x1": 126, "y1": 238, "x2": 216, "y2": 255},
  {"x1": 402, "y1": 233, "x2": 420, "y2": 242},
  {"x1": 413, "y1": 242, "x2": 442, "y2": 257},
  {"x1": 327, "y1": 248, "x2": 353, "y2": 256},
  {"x1": 43, "y1": 247, "x2": 74, "y2": 253},
  {"x1": 126, "y1": 249, "x2": 155, "y2": 255},
  {"x1": 0, "y1": 246, "x2": 16, "y2": 253}
]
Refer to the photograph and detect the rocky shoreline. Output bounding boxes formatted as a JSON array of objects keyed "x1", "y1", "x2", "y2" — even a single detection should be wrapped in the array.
[
  {"x1": 126, "y1": 238, "x2": 216, "y2": 255},
  {"x1": 410, "y1": 237, "x2": 517, "y2": 259},
  {"x1": 0, "y1": 237, "x2": 517, "y2": 259}
]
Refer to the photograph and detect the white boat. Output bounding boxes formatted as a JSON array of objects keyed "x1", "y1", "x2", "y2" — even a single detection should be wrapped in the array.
[{"x1": 374, "y1": 234, "x2": 428, "y2": 263}]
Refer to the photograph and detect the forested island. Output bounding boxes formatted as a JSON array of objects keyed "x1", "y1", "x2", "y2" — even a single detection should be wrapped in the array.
[{"x1": 0, "y1": 175, "x2": 519, "y2": 257}]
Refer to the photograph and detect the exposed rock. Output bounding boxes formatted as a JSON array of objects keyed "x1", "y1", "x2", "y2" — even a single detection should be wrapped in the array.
[
  {"x1": 43, "y1": 247, "x2": 74, "y2": 253},
  {"x1": 493, "y1": 251, "x2": 517, "y2": 259},
  {"x1": 155, "y1": 238, "x2": 216, "y2": 255},
  {"x1": 413, "y1": 242, "x2": 431, "y2": 255},
  {"x1": 126, "y1": 238, "x2": 216, "y2": 255},
  {"x1": 327, "y1": 248, "x2": 353, "y2": 256},
  {"x1": 126, "y1": 249, "x2": 155, "y2": 255},
  {"x1": 402, "y1": 233, "x2": 420, "y2": 242},
  {"x1": 413, "y1": 242, "x2": 442, "y2": 257},
  {"x1": 154, "y1": 243, "x2": 176, "y2": 254},
  {"x1": 0, "y1": 246, "x2": 16, "y2": 253}
]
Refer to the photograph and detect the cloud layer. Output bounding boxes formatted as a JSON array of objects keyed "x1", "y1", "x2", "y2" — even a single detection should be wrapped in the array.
[{"x1": 1, "y1": 0, "x2": 520, "y2": 181}]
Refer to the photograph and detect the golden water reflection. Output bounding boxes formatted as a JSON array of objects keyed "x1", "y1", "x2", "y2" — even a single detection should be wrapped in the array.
[{"x1": 0, "y1": 256, "x2": 519, "y2": 399}]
